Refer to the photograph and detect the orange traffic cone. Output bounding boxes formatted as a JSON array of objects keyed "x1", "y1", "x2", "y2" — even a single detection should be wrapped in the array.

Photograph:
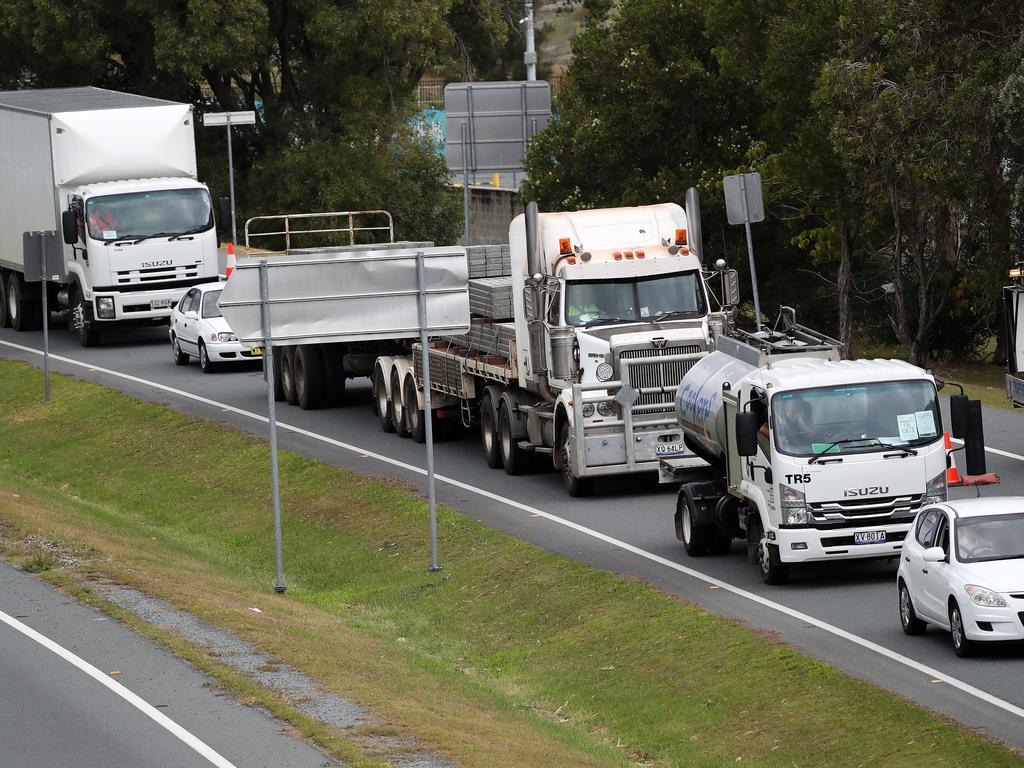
[
  {"x1": 944, "y1": 431, "x2": 961, "y2": 485},
  {"x1": 225, "y1": 242, "x2": 236, "y2": 279}
]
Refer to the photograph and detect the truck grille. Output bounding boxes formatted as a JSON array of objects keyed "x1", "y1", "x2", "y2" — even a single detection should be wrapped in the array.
[
  {"x1": 808, "y1": 494, "x2": 923, "y2": 528},
  {"x1": 116, "y1": 265, "x2": 200, "y2": 284},
  {"x1": 618, "y1": 344, "x2": 705, "y2": 406}
]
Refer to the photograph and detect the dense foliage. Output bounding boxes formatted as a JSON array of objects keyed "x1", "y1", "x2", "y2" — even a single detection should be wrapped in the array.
[{"x1": 525, "y1": 0, "x2": 1023, "y2": 363}]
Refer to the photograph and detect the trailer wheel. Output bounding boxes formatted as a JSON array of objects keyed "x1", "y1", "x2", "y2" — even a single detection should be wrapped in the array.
[
  {"x1": 679, "y1": 494, "x2": 710, "y2": 556},
  {"x1": 557, "y1": 420, "x2": 592, "y2": 495},
  {"x1": 390, "y1": 368, "x2": 410, "y2": 437},
  {"x1": 280, "y1": 347, "x2": 299, "y2": 405},
  {"x1": 750, "y1": 516, "x2": 789, "y2": 585},
  {"x1": 295, "y1": 345, "x2": 325, "y2": 410},
  {"x1": 479, "y1": 390, "x2": 502, "y2": 469},
  {"x1": 271, "y1": 349, "x2": 285, "y2": 401},
  {"x1": 0, "y1": 271, "x2": 9, "y2": 328},
  {"x1": 322, "y1": 344, "x2": 346, "y2": 406},
  {"x1": 709, "y1": 532, "x2": 734, "y2": 555},
  {"x1": 404, "y1": 375, "x2": 427, "y2": 444},
  {"x1": 500, "y1": 402, "x2": 531, "y2": 476},
  {"x1": 373, "y1": 365, "x2": 395, "y2": 433}
]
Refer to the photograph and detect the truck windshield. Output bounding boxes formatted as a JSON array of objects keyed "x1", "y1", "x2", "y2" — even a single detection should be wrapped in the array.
[
  {"x1": 86, "y1": 188, "x2": 213, "y2": 241},
  {"x1": 771, "y1": 380, "x2": 941, "y2": 457},
  {"x1": 565, "y1": 271, "x2": 706, "y2": 327}
]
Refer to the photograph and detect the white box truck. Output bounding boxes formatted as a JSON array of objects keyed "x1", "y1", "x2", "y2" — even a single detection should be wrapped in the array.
[{"x1": 0, "y1": 87, "x2": 220, "y2": 345}]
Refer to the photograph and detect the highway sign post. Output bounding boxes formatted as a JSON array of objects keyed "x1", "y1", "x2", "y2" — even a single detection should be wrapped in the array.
[
  {"x1": 724, "y1": 172, "x2": 766, "y2": 332},
  {"x1": 219, "y1": 246, "x2": 470, "y2": 575},
  {"x1": 22, "y1": 230, "x2": 63, "y2": 401},
  {"x1": 203, "y1": 110, "x2": 257, "y2": 246}
]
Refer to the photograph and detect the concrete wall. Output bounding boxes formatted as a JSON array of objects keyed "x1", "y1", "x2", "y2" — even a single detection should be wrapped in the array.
[{"x1": 466, "y1": 187, "x2": 521, "y2": 245}]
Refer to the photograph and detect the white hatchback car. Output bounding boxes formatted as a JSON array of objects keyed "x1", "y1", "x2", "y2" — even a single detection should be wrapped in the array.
[
  {"x1": 898, "y1": 498, "x2": 1024, "y2": 656},
  {"x1": 169, "y1": 282, "x2": 261, "y2": 372}
]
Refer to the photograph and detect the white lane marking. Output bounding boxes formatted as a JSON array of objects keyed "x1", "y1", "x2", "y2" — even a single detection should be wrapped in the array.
[
  {"x1": 3, "y1": 338, "x2": 1024, "y2": 724},
  {"x1": 950, "y1": 436, "x2": 1024, "y2": 463},
  {"x1": 0, "y1": 608, "x2": 238, "y2": 768}
]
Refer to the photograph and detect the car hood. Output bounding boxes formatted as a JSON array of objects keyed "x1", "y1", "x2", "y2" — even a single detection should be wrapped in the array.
[{"x1": 958, "y1": 559, "x2": 1024, "y2": 593}]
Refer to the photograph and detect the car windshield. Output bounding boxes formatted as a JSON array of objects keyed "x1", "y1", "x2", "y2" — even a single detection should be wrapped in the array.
[
  {"x1": 955, "y1": 513, "x2": 1024, "y2": 563},
  {"x1": 772, "y1": 379, "x2": 941, "y2": 457},
  {"x1": 86, "y1": 188, "x2": 213, "y2": 241},
  {"x1": 202, "y1": 290, "x2": 223, "y2": 319},
  {"x1": 564, "y1": 271, "x2": 706, "y2": 327}
]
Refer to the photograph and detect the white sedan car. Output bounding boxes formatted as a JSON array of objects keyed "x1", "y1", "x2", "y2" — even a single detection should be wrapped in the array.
[
  {"x1": 169, "y1": 282, "x2": 262, "y2": 372},
  {"x1": 898, "y1": 498, "x2": 1024, "y2": 656}
]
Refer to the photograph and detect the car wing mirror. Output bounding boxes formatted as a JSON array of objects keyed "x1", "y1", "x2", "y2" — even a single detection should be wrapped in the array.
[{"x1": 922, "y1": 546, "x2": 946, "y2": 562}]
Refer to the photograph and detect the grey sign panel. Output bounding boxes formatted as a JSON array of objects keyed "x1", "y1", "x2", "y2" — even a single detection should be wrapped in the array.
[
  {"x1": 723, "y1": 172, "x2": 765, "y2": 225},
  {"x1": 445, "y1": 81, "x2": 552, "y2": 173},
  {"x1": 203, "y1": 110, "x2": 257, "y2": 126},
  {"x1": 217, "y1": 246, "x2": 471, "y2": 345},
  {"x1": 21, "y1": 231, "x2": 64, "y2": 283}
]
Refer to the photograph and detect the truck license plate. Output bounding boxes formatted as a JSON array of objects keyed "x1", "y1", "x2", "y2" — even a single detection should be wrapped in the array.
[
  {"x1": 853, "y1": 530, "x2": 886, "y2": 545},
  {"x1": 150, "y1": 298, "x2": 173, "y2": 309},
  {"x1": 656, "y1": 443, "x2": 686, "y2": 457}
]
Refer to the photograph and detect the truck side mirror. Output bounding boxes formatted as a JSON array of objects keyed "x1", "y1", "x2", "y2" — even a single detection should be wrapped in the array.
[
  {"x1": 723, "y1": 269, "x2": 740, "y2": 306},
  {"x1": 736, "y1": 411, "x2": 758, "y2": 457},
  {"x1": 949, "y1": 394, "x2": 969, "y2": 439},
  {"x1": 61, "y1": 209, "x2": 79, "y2": 245},
  {"x1": 217, "y1": 196, "x2": 232, "y2": 232}
]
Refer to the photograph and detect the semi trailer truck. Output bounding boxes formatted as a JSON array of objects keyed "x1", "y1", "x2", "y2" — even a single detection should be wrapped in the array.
[
  {"x1": 661, "y1": 312, "x2": 971, "y2": 584},
  {"x1": 0, "y1": 87, "x2": 220, "y2": 345},
  {"x1": 249, "y1": 192, "x2": 739, "y2": 495}
]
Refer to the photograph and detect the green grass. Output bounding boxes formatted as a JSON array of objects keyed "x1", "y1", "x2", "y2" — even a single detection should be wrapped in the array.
[{"x1": 0, "y1": 360, "x2": 1020, "y2": 767}]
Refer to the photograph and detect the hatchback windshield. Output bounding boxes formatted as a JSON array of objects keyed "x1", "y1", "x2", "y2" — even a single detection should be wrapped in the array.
[
  {"x1": 956, "y1": 513, "x2": 1024, "y2": 563},
  {"x1": 86, "y1": 188, "x2": 213, "y2": 241},
  {"x1": 202, "y1": 289, "x2": 223, "y2": 319},
  {"x1": 772, "y1": 380, "x2": 941, "y2": 457},
  {"x1": 564, "y1": 271, "x2": 706, "y2": 327}
]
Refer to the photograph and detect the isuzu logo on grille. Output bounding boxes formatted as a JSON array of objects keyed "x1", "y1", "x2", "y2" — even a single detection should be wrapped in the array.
[{"x1": 843, "y1": 486, "x2": 890, "y2": 497}]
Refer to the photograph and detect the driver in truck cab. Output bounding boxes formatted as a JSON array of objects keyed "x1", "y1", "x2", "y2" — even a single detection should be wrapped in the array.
[{"x1": 88, "y1": 202, "x2": 117, "y2": 237}]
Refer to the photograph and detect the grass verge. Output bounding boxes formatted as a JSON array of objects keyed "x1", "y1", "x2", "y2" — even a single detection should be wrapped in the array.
[{"x1": 0, "y1": 360, "x2": 1020, "y2": 767}]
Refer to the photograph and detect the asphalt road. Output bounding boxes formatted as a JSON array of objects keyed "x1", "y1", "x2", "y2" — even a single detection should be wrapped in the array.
[
  {"x1": 2, "y1": 322, "x2": 1023, "y2": 752},
  {"x1": 0, "y1": 562, "x2": 333, "y2": 768}
]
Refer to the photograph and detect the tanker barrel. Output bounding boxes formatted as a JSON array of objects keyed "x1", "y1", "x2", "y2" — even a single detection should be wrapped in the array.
[{"x1": 675, "y1": 351, "x2": 755, "y2": 464}]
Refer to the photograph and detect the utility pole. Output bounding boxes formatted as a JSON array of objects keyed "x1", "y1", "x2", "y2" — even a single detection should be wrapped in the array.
[{"x1": 524, "y1": 0, "x2": 537, "y2": 81}]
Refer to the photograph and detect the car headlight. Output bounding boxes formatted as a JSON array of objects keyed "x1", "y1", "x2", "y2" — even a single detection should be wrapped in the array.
[
  {"x1": 596, "y1": 362, "x2": 614, "y2": 382},
  {"x1": 217, "y1": 332, "x2": 238, "y2": 342},
  {"x1": 95, "y1": 296, "x2": 115, "y2": 319},
  {"x1": 596, "y1": 401, "x2": 615, "y2": 417},
  {"x1": 781, "y1": 484, "x2": 812, "y2": 525},
  {"x1": 965, "y1": 585, "x2": 1007, "y2": 608},
  {"x1": 581, "y1": 403, "x2": 595, "y2": 418},
  {"x1": 924, "y1": 470, "x2": 947, "y2": 506}
]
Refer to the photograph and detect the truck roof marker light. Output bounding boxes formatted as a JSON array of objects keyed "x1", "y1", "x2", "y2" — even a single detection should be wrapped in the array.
[
  {"x1": 559, "y1": 237, "x2": 572, "y2": 255},
  {"x1": 636, "y1": 250, "x2": 645, "y2": 258},
  {"x1": 566, "y1": 256, "x2": 577, "y2": 264},
  {"x1": 624, "y1": 251, "x2": 634, "y2": 259},
  {"x1": 613, "y1": 252, "x2": 623, "y2": 260},
  {"x1": 675, "y1": 228, "x2": 687, "y2": 246}
]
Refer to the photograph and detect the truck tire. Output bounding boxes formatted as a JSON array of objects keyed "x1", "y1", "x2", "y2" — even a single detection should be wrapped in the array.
[
  {"x1": 500, "y1": 401, "x2": 532, "y2": 476},
  {"x1": 404, "y1": 374, "x2": 427, "y2": 444},
  {"x1": 679, "y1": 493, "x2": 710, "y2": 556},
  {"x1": 7, "y1": 272, "x2": 29, "y2": 332},
  {"x1": 479, "y1": 390, "x2": 502, "y2": 469},
  {"x1": 557, "y1": 419, "x2": 592, "y2": 495},
  {"x1": 0, "y1": 271, "x2": 9, "y2": 328},
  {"x1": 322, "y1": 344, "x2": 346, "y2": 406},
  {"x1": 373, "y1": 365, "x2": 395, "y2": 433},
  {"x1": 709, "y1": 532, "x2": 734, "y2": 555},
  {"x1": 390, "y1": 368, "x2": 410, "y2": 437},
  {"x1": 280, "y1": 347, "x2": 299, "y2": 406},
  {"x1": 272, "y1": 349, "x2": 285, "y2": 401},
  {"x1": 750, "y1": 515, "x2": 789, "y2": 585},
  {"x1": 70, "y1": 286, "x2": 101, "y2": 347},
  {"x1": 294, "y1": 345, "x2": 325, "y2": 410}
]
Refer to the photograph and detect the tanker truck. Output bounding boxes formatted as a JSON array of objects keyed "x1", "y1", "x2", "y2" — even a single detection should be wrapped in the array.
[
  {"x1": 661, "y1": 313, "x2": 953, "y2": 584},
  {"x1": 0, "y1": 87, "x2": 220, "y2": 345}
]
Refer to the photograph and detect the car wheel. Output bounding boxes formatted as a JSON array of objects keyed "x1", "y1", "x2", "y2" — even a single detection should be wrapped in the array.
[
  {"x1": 949, "y1": 600, "x2": 977, "y2": 657},
  {"x1": 899, "y1": 581, "x2": 926, "y2": 635},
  {"x1": 373, "y1": 365, "x2": 394, "y2": 433},
  {"x1": 199, "y1": 340, "x2": 216, "y2": 373},
  {"x1": 171, "y1": 336, "x2": 189, "y2": 366},
  {"x1": 679, "y1": 493, "x2": 710, "y2": 557},
  {"x1": 556, "y1": 419, "x2": 590, "y2": 493},
  {"x1": 479, "y1": 390, "x2": 502, "y2": 469}
]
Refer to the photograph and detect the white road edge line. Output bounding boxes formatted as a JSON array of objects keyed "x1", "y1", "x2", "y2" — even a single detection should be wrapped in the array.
[
  {"x1": 4, "y1": 338, "x2": 1024, "y2": 725},
  {"x1": 0, "y1": 608, "x2": 238, "y2": 768}
]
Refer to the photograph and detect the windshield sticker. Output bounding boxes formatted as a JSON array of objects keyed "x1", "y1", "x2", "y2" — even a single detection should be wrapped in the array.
[
  {"x1": 640, "y1": 306, "x2": 650, "y2": 318},
  {"x1": 810, "y1": 443, "x2": 840, "y2": 454},
  {"x1": 915, "y1": 410, "x2": 937, "y2": 437},
  {"x1": 102, "y1": 230, "x2": 117, "y2": 239},
  {"x1": 897, "y1": 413, "x2": 919, "y2": 441}
]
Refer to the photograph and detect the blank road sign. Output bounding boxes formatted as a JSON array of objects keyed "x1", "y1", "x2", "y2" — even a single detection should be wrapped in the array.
[
  {"x1": 445, "y1": 81, "x2": 552, "y2": 173},
  {"x1": 203, "y1": 111, "x2": 257, "y2": 126},
  {"x1": 724, "y1": 172, "x2": 765, "y2": 225}
]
